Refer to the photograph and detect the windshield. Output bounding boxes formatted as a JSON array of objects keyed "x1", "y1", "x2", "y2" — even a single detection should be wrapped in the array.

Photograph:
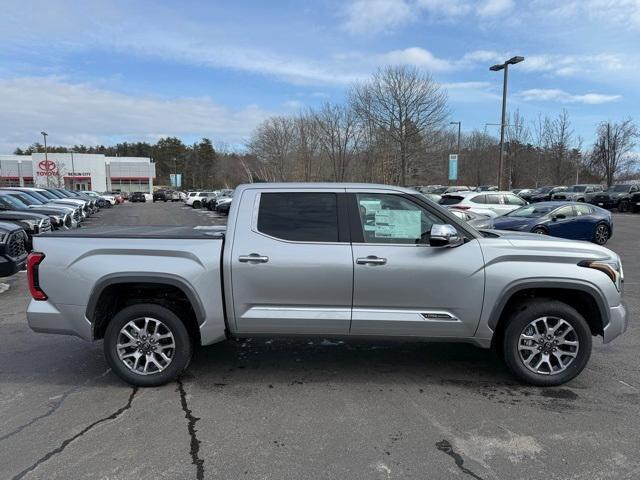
[
  {"x1": 569, "y1": 186, "x2": 587, "y2": 192},
  {"x1": 12, "y1": 193, "x2": 38, "y2": 205},
  {"x1": 0, "y1": 194, "x2": 28, "y2": 209},
  {"x1": 506, "y1": 205, "x2": 555, "y2": 218},
  {"x1": 608, "y1": 185, "x2": 629, "y2": 192}
]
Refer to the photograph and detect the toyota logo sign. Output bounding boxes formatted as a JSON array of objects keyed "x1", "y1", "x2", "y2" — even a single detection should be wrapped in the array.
[{"x1": 37, "y1": 159, "x2": 58, "y2": 176}]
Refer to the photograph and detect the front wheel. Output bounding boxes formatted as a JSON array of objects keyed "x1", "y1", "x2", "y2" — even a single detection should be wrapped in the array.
[
  {"x1": 193, "y1": 201, "x2": 201, "y2": 208},
  {"x1": 593, "y1": 223, "x2": 610, "y2": 245},
  {"x1": 503, "y1": 299, "x2": 592, "y2": 386},
  {"x1": 532, "y1": 227, "x2": 547, "y2": 235},
  {"x1": 104, "y1": 304, "x2": 193, "y2": 387},
  {"x1": 618, "y1": 200, "x2": 629, "y2": 213}
]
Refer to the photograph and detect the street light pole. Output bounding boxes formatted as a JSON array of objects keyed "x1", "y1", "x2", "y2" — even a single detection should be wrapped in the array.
[
  {"x1": 41, "y1": 131, "x2": 49, "y2": 187},
  {"x1": 490, "y1": 56, "x2": 524, "y2": 190}
]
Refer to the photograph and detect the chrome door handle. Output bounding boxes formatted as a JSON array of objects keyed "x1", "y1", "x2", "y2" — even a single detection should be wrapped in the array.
[
  {"x1": 356, "y1": 256, "x2": 387, "y2": 265},
  {"x1": 238, "y1": 253, "x2": 269, "y2": 263}
]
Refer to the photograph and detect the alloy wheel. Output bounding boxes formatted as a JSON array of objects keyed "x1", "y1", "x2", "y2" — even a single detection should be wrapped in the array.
[
  {"x1": 116, "y1": 317, "x2": 176, "y2": 375},
  {"x1": 595, "y1": 224, "x2": 609, "y2": 245},
  {"x1": 518, "y1": 316, "x2": 579, "y2": 375}
]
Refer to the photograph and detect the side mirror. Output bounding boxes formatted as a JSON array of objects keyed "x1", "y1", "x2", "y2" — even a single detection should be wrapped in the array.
[{"x1": 430, "y1": 224, "x2": 461, "y2": 247}]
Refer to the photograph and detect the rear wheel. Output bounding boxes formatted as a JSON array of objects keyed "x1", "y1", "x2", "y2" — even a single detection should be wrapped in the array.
[
  {"x1": 502, "y1": 299, "x2": 592, "y2": 386},
  {"x1": 193, "y1": 201, "x2": 201, "y2": 208},
  {"x1": 593, "y1": 223, "x2": 610, "y2": 245},
  {"x1": 104, "y1": 303, "x2": 193, "y2": 387}
]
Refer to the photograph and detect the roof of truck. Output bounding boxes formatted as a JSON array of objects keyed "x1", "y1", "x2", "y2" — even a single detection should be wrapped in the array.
[{"x1": 235, "y1": 182, "x2": 418, "y2": 193}]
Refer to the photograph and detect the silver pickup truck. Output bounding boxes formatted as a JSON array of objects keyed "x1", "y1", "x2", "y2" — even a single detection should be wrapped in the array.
[{"x1": 26, "y1": 183, "x2": 627, "y2": 387}]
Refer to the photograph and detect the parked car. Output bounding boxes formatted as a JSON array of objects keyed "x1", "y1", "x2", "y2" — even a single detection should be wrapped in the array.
[
  {"x1": 0, "y1": 191, "x2": 73, "y2": 229},
  {"x1": 439, "y1": 191, "x2": 527, "y2": 217},
  {"x1": 529, "y1": 186, "x2": 568, "y2": 203},
  {"x1": 442, "y1": 186, "x2": 471, "y2": 194},
  {"x1": 171, "y1": 191, "x2": 183, "y2": 202},
  {"x1": 26, "y1": 183, "x2": 627, "y2": 388},
  {"x1": 0, "y1": 221, "x2": 29, "y2": 277},
  {"x1": 0, "y1": 210, "x2": 51, "y2": 248},
  {"x1": 492, "y1": 202, "x2": 613, "y2": 245},
  {"x1": 185, "y1": 191, "x2": 215, "y2": 208},
  {"x1": 153, "y1": 190, "x2": 169, "y2": 202},
  {"x1": 84, "y1": 191, "x2": 115, "y2": 208},
  {"x1": 449, "y1": 209, "x2": 493, "y2": 229},
  {"x1": 631, "y1": 191, "x2": 640, "y2": 213},
  {"x1": 104, "y1": 191, "x2": 125, "y2": 204},
  {"x1": 46, "y1": 188, "x2": 97, "y2": 214},
  {"x1": 130, "y1": 192, "x2": 147, "y2": 203},
  {"x1": 475, "y1": 185, "x2": 498, "y2": 192},
  {"x1": 215, "y1": 196, "x2": 232, "y2": 215},
  {"x1": 2, "y1": 187, "x2": 84, "y2": 223},
  {"x1": 589, "y1": 184, "x2": 640, "y2": 212},
  {"x1": 551, "y1": 184, "x2": 604, "y2": 203},
  {"x1": 515, "y1": 188, "x2": 534, "y2": 199}
]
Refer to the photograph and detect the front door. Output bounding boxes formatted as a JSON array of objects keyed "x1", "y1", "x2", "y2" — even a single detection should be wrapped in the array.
[
  {"x1": 349, "y1": 192, "x2": 485, "y2": 338},
  {"x1": 230, "y1": 189, "x2": 353, "y2": 335}
]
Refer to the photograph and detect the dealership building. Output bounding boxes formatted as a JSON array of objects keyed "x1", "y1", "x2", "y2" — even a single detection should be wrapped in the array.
[{"x1": 0, "y1": 153, "x2": 156, "y2": 193}]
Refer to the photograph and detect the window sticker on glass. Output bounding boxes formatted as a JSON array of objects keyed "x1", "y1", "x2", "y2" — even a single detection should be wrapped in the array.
[{"x1": 372, "y1": 210, "x2": 421, "y2": 239}]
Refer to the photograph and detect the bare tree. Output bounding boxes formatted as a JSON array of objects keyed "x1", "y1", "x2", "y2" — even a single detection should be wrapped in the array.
[
  {"x1": 589, "y1": 119, "x2": 638, "y2": 187},
  {"x1": 248, "y1": 116, "x2": 297, "y2": 181},
  {"x1": 350, "y1": 65, "x2": 448, "y2": 185},
  {"x1": 505, "y1": 109, "x2": 531, "y2": 189},
  {"x1": 314, "y1": 103, "x2": 360, "y2": 182}
]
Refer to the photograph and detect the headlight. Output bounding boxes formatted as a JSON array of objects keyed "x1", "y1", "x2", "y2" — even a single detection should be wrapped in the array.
[
  {"x1": 51, "y1": 215, "x2": 63, "y2": 225},
  {"x1": 21, "y1": 218, "x2": 39, "y2": 230},
  {"x1": 579, "y1": 258, "x2": 624, "y2": 291}
]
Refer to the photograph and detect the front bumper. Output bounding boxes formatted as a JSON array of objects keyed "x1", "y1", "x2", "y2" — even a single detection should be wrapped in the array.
[
  {"x1": 0, "y1": 255, "x2": 26, "y2": 277},
  {"x1": 603, "y1": 303, "x2": 628, "y2": 343}
]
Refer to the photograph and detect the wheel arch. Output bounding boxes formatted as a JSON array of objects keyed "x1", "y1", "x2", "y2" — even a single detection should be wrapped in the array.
[
  {"x1": 86, "y1": 274, "x2": 205, "y2": 345},
  {"x1": 489, "y1": 282, "x2": 608, "y2": 353}
]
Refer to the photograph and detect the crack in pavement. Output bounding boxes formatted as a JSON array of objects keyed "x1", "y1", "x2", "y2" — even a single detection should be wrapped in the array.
[
  {"x1": 0, "y1": 369, "x2": 112, "y2": 443},
  {"x1": 177, "y1": 377, "x2": 205, "y2": 480},
  {"x1": 436, "y1": 439, "x2": 485, "y2": 480},
  {"x1": 11, "y1": 387, "x2": 138, "y2": 480}
]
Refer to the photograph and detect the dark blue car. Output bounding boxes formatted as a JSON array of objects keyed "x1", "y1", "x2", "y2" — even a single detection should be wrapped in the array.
[{"x1": 492, "y1": 201, "x2": 613, "y2": 245}]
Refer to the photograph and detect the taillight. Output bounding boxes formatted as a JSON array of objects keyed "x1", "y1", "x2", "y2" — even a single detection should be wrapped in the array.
[{"x1": 27, "y1": 252, "x2": 47, "y2": 300}]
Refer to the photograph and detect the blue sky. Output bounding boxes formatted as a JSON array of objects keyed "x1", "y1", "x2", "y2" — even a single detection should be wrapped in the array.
[{"x1": 1, "y1": 0, "x2": 639, "y2": 152}]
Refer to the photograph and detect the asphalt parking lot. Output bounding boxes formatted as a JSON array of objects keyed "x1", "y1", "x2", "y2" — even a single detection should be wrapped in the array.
[{"x1": 1, "y1": 202, "x2": 638, "y2": 480}]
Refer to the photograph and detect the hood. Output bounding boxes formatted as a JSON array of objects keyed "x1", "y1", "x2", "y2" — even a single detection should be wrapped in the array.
[
  {"x1": 492, "y1": 216, "x2": 533, "y2": 231},
  {"x1": 0, "y1": 221, "x2": 23, "y2": 233},
  {"x1": 0, "y1": 210, "x2": 49, "y2": 221},
  {"x1": 26, "y1": 207, "x2": 68, "y2": 217}
]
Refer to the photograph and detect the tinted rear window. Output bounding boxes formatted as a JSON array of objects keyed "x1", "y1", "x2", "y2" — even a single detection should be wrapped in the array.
[
  {"x1": 258, "y1": 192, "x2": 339, "y2": 242},
  {"x1": 438, "y1": 195, "x2": 464, "y2": 205}
]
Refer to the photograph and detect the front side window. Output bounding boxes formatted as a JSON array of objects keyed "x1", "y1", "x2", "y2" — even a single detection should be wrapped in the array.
[
  {"x1": 257, "y1": 192, "x2": 339, "y2": 242},
  {"x1": 555, "y1": 206, "x2": 575, "y2": 218},
  {"x1": 356, "y1": 194, "x2": 440, "y2": 244}
]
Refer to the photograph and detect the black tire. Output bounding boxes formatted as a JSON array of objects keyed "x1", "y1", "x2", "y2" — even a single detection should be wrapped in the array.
[
  {"x1": 104, "y1": 303, "x2": 193, "y2": 387},
  {"x1": 618, "y1": 200, "x2": 629, "y2": 213},
  {"x1": 502, "y1": 299, "x2": 592, "y2": 386},
  {"x1": 592, "y1": 222, "x2": 610, "y2": 245},
  {"x1": 193, "y1": 201, "x2": 201, "y2": 208},
  {"x1": 532, "y1": 227, "x2": 547, "y2": 235}
]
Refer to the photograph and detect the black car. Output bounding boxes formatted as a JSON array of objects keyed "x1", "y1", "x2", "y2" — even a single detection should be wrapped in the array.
[
  {"x1": 130, "y1": 192, "x2": 147, "y2": 203},
  {"x1": 529, "y1": 186, "x2": 567, "y2": 202},
  {"x1": 0, "y1": 191, "x2": 73, "y2": 229},
  {"x1": 631, "y1": 191, "x2": 640, "y2": 213},
  {"x1": 590, "y1": 184, "x2": 640, "y2": 212},
  {"x1": 153, "y1": 190, "x2": 168, "y2": 202},
  {"x1": 0, "y1": 210, "x2": 51, "y2": 249},
  {"x1": 0, "y1": 221, "x2": 29, "y2": 277}
]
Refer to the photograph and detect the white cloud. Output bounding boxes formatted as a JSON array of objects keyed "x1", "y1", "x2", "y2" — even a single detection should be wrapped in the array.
[
  {"x1": 520, "y1": 53, "x2": 625, "y2": 77},
  {"x1": 0, "y1": 77, "x2": 272, "y2": 152},
  {"x1": 342, "y1": 0, "x2": 415, "y2": 34},
  {"x1": 477, "y1": 0, "x2": 514, "y2": 17},
  {"x1": 518, "y1": 88, "x2": 621, "y2": 104},
  {"x1": 377, "y1": 47, "x2": 453, "y2": 71}
]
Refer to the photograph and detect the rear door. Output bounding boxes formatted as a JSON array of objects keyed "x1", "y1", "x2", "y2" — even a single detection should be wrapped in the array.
[
  {"x1": 230, "y1": 188, "x2": 353, "y2": 335},
  {"x1": 348, "y1": 191, "x2": 485, "y2": 338}
]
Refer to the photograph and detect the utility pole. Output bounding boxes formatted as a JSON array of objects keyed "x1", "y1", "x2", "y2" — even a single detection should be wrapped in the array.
[
  {"x1": 490, "y1": 56, "x2": 524, "y2": 190},
  {"x1": 41, "y1": 131, "x2": 49, "y2": 187}
]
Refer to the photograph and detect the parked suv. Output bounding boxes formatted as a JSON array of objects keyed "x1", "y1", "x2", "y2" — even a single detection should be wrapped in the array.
[
  {"x1": 551, "y1": 184, "x2": 604, "y2": 203},
  {"x1": 185, "y1": 191, "x2": 215, "y2": 208},
  {"x1": 0, "y1": 221, "x2": 28, "y2": 277},
  {"x1": 439, "y1": 191, "x2": 527, "y2": 217},
  {"x1": 130, "y1": 192, "x2": 147, "y2": 203},
  {"x1": 631, "y1": 191, "x2": 640, "y2": 213},
  {"x1": 153, "y1": 190, "x2": 169, "y2": 202},
  {"x1": 529, "y1": 186, "x2": 567, "y2": 203},
  {"x1": 590, "y1": 184, "x2": 639, "y2": 212}
]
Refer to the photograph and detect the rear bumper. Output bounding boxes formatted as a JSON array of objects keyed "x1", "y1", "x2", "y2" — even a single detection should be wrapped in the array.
[
  {"x1": 26, "y1": 300, "x2": 93, "y2": 341},
  {"x1": 603, "y1": 303, "x2": 628, "y2": 343}
]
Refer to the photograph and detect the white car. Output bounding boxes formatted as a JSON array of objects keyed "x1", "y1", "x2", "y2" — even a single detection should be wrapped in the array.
[
  {"x1": 439, "y1": 191, "x2": 527, "y2": 217},
  {"x1": 185, "y1": 191, "x2": 216, "y2": 208}
]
